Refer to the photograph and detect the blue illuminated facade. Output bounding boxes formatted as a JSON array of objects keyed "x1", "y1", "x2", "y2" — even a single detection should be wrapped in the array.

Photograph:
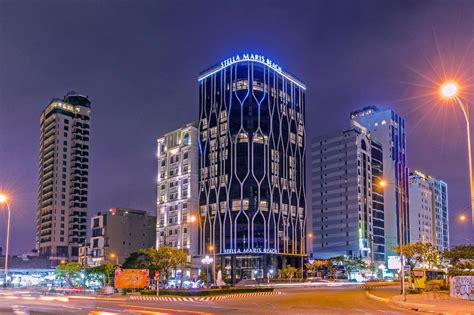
[{"x1": 198, "y1": 54, "x2": 307, "y2": 283}]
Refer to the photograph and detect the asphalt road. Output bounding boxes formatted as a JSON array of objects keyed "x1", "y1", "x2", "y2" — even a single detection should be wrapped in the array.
[{"x1": 0, "y1": 286, "x2": 418, "y2": 314}]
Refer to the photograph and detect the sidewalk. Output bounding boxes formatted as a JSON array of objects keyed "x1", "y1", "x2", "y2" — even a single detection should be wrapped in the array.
[{"x1": 367, "y1": 289, "x2": 473, "y2": 314}]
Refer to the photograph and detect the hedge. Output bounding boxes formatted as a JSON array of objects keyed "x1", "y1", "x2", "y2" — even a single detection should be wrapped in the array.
[{"x1": 140, "y1": 287, "x2": 274, "y2": 296}]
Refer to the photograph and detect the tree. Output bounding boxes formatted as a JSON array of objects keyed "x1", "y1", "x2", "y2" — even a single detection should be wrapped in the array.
[
  {"x1": 56, "y1": 262, "x2": 82, "y2": 287},
  {"x1": 281, "y1": 265, "x2": 298, "y2": 282},
  {"x1": 341, "y1": 256, "x2": 366, "y2": 280},
  {"x1": 442, "y1": 245, "x2": 474, "y2": 276},
  {"x1": 390, "y1": 242, "x2": 442, "y2": 269},
  {"x1": 86, "y1": 263, "x2": 118, "y2": 286},
  {"x1": 122, "y1": 246, "x2": 187, "y2": 282},
  {"x1": 122, "y1": 252, "x2": 148, "y2": 269}
]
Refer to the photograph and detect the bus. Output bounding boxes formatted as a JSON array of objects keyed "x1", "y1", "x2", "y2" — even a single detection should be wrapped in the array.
[{"x1": 408, "y1": 268, "x2": 446, "y2": 290}]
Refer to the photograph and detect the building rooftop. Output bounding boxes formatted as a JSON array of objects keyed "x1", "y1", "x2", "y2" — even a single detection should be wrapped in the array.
[{"x1": 198, "y1": 53, "x2": 306, "y2": 90}]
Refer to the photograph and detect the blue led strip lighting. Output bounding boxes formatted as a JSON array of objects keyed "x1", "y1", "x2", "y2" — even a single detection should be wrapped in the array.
[{"x1": 199, "y1": 55, "x2": 306, "y2": 90}]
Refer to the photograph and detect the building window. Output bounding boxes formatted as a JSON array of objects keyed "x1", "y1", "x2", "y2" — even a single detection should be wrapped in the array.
[{"x1": 183, "y1": 133, "x2": 189, "y2": 145}]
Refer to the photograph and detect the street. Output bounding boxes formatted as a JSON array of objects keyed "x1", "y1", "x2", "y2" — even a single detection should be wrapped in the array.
[{"x1": 0, "y1": 286, "x2": 417, "y2": 314}]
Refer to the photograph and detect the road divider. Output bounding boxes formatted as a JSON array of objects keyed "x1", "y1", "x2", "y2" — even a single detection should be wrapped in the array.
[{"x1": 130, "y1": 290, "x2": 282, "y2": 302}]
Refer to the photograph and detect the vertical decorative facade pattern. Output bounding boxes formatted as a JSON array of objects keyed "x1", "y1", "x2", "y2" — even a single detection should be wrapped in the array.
[{"x1": 198, "y1": 57, "x2": 306, "y2": 276}]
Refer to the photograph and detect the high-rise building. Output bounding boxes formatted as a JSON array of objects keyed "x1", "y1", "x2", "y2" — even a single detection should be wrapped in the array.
[
  {"x1": 84, "y1": 208, "x2": 156, "y2": 266},
  {"x1": 37, "y1": 91, "x2": 91, "y2": 262},
  {"x1": 409, "y1": 170, "x2": 449, "y2": 251},
  {"x1": 311, "y1": 129, "x2": 385, "y2": 263},
  {"x1": 351, "y1": 106, "x2": 409, "y2": 259},
  {"x1": 156, "y1": 123, "x2": 200, "y2": 271},
  {"x1": 198, "y1": 53, "x2": 307, "y2": 283}
]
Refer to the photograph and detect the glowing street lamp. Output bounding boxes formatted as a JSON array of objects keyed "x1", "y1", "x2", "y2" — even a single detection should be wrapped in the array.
[
  {"x1": 110, "y1": 253, "x2": 119, "y2": 265},
  {"x1": 440, "y1": 82, "x2": 458, "y2": 98},
  {"x1": 188, "y1": 215, "x2": 197, "y2": 223},
  {"x1": 440, "y1": 81, "x2": 474, "y2": 225},
  {"x1": 459, "y1": 214, "x2": 467, "y2": 222},
  {"x1": 0, "y1": 193, "x2": 12, "y2": 287}
]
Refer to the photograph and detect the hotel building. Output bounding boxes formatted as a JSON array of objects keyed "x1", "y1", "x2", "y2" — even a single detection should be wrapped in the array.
[
  {"x1": 311, "y1": 129, "x2": 385, "y2": 263},
  {"x1": 156, "y1": 123, "x2": 200, "y2": 269},
  {"x1": 409, "y1": 170, "x2": 449, "y2": 251},
  {"x1": 198, "y1": 54, "x2": 307, "y2": 283},
  {"x1": 351, "y1": 106, "x2": 409, "y2": 259},
  {"x1": 37, "y1": 91, "x2": 91, "y2": 262}
]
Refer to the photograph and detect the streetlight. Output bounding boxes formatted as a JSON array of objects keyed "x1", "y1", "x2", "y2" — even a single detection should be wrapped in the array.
[
  {"x1": 0, "y1": 194, "x2": 11, "y2": 287},
  {"x1": 378, "y1": 180, "x2": 406, "y2": 302},
  {"x1": 459, "y1": 214, "x2": 467, "y2": 222},
  {"x1": 110, "y1": 253, "x2": 119, "y2": 265},
  {"x1": 201, "y1": 255, "x2": 213, "y2": 286},
  {"x1": 440, "y1": 81, "x2": 474, "y2": 225},
  {"x1": 301, "y1": 233, "x2": 313, "y2": 280},
  {"x1": 209, "y1": 245, "x2": 216, "y2": 286}
]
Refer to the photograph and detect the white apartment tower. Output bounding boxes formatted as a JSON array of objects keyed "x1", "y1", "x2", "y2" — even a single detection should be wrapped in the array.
[
  {"x1": 156, "y1": 123, "x2": 199, "y2": 260},
  {"x1": 37, "y1": 91, "x2": 91, "y2": 262},
  {"x1": 409, "y1": 170, "x2": 449, "y2": 251}
]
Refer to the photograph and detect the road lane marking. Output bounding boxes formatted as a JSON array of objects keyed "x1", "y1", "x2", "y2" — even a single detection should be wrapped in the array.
[{"x1": 117, "y1": 303, "x2": 213, "y2": 314}]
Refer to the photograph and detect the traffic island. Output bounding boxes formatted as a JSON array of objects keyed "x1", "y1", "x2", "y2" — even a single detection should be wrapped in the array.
[{"x1": 130, "y1": 287, "x2": 280, "y2": 301}]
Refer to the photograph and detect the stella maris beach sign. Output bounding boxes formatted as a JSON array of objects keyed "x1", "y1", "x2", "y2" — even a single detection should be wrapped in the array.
[
  {"x1": 220, "y1": 54, "x2": 282, "y2": 73},
  {"x1": 223, "y1": 248, "x2": 277, "y2": 254}
]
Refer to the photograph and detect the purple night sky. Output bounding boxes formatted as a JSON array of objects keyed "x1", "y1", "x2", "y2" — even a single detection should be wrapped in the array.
[{"x1": 0, "y1": 0, "x2": 473, "y2": 254}]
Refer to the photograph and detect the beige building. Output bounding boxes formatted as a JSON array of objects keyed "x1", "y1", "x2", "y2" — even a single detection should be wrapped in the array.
[
  {"x1": 83, "y1": 208, "x2": 156, "y2": 266},
  {"x1": 156, "y1": 122, "x2": 199, "y2": 276},
  {"x1": 409, "y1": 170, "x2": 449, "y2": 251},
  {"x1": 37, "y1": 91, "x2": 91, "y2": 262}
]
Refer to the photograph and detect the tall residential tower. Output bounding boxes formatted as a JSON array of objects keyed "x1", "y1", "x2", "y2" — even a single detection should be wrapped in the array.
[
  {"x1": 311, "y1": 129, "x2": 385, "y2": 264},
  {"x1": 198, "y1": 53, "x2": 307, "y2": 283},
  {"x1": 37, "y1": 91, "x2": 91, "y2": 262}
]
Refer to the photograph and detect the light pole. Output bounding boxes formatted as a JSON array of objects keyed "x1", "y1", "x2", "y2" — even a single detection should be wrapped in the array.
[
  {"x1": 440, "y1": 82, "x2": 474, "y2": 225},
  {"x1": 180, "y1": 214, "x2": 197, "y2": 281},
  {"x1": 379, "y1": 180, "x2": 406, "y2": 302},
  {"x1": 209, "y1": 245, "x2": 216, "y2": 286},
  {"x1": 301, "y1": 233, "x2": 312, "y2": 280},
  {"x1": 201, "y1": 255, "x2": 213, "y2": 287},
  {"x1": 0, "y1": 193, "x2": 11, "y2": 287}
]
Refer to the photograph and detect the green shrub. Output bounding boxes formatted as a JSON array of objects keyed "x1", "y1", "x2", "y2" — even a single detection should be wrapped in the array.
[{"x1": 140, "y1": 287, "x2": 274, "y2": 296}]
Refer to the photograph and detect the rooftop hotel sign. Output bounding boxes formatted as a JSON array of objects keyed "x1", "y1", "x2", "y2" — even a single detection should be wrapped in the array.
[{"x1": 220, "y1": 54, "x2": 282, "y2": 73}]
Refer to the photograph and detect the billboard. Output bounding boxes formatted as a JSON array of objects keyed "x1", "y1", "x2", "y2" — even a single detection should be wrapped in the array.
[
  {"x1": 114, "y1": 269, "x2": 149, "y2": 289},
  {"x1": 387, "y1": 256, "x2": 401, "y2": 270}
]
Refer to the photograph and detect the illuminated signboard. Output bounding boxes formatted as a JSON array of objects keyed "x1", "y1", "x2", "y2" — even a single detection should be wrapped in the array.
[
  {"x1": 224, "y1": 248, "x2": 277, "y2": 254},
  {"x1": 387, "y1": 256, "x2": 401, "y2": 270},
  {"x1": 220, "y1": 53, "x2": 282, "y2": 73},
  {"x1": 199, "y1": 53, "x2": 306, "y2": 90},
  {"x1": 51, "y1": 102, "x2": 81, "y2": 114}
]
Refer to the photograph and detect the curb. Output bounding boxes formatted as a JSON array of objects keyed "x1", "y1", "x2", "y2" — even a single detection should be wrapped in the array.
[
  {"x1": 130, "y1": 291, "x2": 281, "y2": 302},
  {"x1": 366, "y1": 291, "x2": 439, "y2": 313},
  {"x1": 359, "y1": 284, "x2": 399, "y2": 289}
]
